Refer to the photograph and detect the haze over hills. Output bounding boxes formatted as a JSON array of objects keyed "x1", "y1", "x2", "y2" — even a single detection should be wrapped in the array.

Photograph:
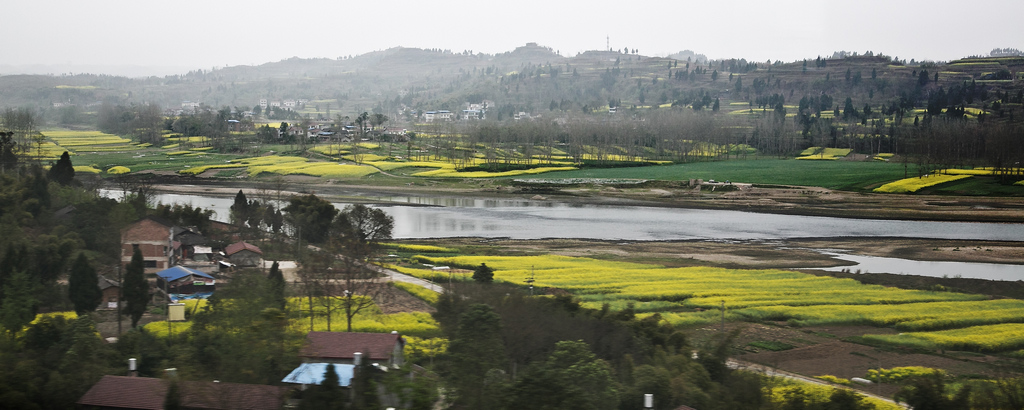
[
  {"x1": 1, "y1": 43, "x2": 1022, "y2": 128},
  {"x1": 0, "y1": 43, "x2": 1014, "y2": 79}
]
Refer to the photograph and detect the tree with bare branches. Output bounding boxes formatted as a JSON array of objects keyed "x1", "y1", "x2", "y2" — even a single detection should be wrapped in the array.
[{"x1": 329, "y1": 204, "x2": 394, "y2": 332}]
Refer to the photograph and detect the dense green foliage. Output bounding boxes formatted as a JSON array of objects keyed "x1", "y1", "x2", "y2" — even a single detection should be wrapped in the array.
[
  {"x1": 284, "y1": 194, "x2": 338, "y2": 244},
  {"x1": 68, "y1": 253, "x2": 101, "y2": 315},
  {"x1": 0, "y1": 315, "x2": 112, "y2": 408},
  {"x1": 46, "y1": 151, "x2": 75, "y2": 186},
  {"x1": 429, "y1": 281, "x2": 898, "y2": 410},
  {"x1": 471, "y1": 263, "x2": 494, "y2": 283}
]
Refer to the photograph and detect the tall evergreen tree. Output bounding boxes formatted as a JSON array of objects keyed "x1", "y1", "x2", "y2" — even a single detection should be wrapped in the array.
[
  {"x1": 123, "y1": 248, "x2": 148, "y2": 328},
  {"x1": 267, "y1": 261, "x2": 286, "y2": 309},
  {"x1": 230, "y1": 190, "x2": 250, "y2": 229},
  {"x1": 68, "y1": 253, "x2": 102, "y2": 315},
  {"x1": 47, "y1": 151, "x2": 75, "y2": 185}
]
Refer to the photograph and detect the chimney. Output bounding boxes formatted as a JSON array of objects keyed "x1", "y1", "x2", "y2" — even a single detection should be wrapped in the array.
[
  {"x1": 128, "y1": 358, "x2": 137, "y2": 377},
  {"x1": 353, "y1": 352, "x2": 362, "y2": 366}
]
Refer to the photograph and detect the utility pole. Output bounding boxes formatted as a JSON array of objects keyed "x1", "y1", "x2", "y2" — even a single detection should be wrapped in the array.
[
  {"x1": 526, "y1": 266, "x2": 535, "y2": 296},
  {"x1": 720, "y1": 300, "x2": 726, "y2": 333},
  {"x1": 117, "y1": 263, "x2": 122, "y2": 336}
]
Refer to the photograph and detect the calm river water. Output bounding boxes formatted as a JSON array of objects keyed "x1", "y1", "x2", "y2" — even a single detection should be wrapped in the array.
[
  {"x1": 103, "y1": 190, "x2": 1024, "y2": 280},
  {"x1": 107, "y1": 190, "x2": 1024, "y2": 242}
]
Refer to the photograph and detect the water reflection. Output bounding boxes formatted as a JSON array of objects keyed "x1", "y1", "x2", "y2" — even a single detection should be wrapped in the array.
[
  {"x1": 102, "y1": 190, "x2": 1024, "y2": 243},
  {"x1": 816, "y1": 253, "x2": 1024, "y2": 281},
  {"x1": 383, "y1": 203, "x2": 1024, "y2": 242}
]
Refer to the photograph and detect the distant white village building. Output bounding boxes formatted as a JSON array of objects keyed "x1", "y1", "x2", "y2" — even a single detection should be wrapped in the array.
[{"x1": 424, "y1": 110, "x2": 454, "y2": 122}]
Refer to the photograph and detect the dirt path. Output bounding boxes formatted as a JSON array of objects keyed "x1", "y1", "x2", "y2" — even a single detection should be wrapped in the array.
[
  {"x1": 727, "y1": 358, "x2": 907, "y2": 408},
  {"x1": 368, "y1": 264, "x2": 444, "y2": 294}
]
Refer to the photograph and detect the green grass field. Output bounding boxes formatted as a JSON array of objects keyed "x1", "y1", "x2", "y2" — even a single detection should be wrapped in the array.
[{"x1": 533, "y1": 159, "x2": 914, "y2": 191}]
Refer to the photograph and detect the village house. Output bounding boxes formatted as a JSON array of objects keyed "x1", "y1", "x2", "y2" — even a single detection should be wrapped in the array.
[
  {"x1": 225, "y1": 241, "x2": 263, "y2": 267},
  {"x1": 181, "y1": 101, "x2": 201, "y2": 112},
  {"x1": 122, "y1": 217, "x2": 228, "y2": 274},
  {"x1": 121, "y1": 216, "x2": 175, "y2": 273},
  {"x1": 300, "y1": 331, "x2": 406, "y2": 368},
  {"x1": 514, "y1": 111, "x2": 532, "y2": 121},
  {"x1": 77, "y1": 375, "x2": 286, "y2": 410},
  {"x1": 423, "y1": 110, "x2": 454, "y2": 122}
]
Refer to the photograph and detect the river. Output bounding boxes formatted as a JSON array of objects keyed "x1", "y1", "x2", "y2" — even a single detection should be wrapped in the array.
[
  {"x1": 102, "y1": 189, "x2": 1024, "y2": 280},
  {"x1": 111, "y1": 190, "x2": 1024, "y2": 242}
]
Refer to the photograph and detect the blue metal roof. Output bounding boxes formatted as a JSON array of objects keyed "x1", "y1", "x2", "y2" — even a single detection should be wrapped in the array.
[
  {"x1": 282, "y1": 363, "x2": 354, "y2": 386},
  {"x1": 155, "y1": 266, "x2": 214, "y2": 282}
]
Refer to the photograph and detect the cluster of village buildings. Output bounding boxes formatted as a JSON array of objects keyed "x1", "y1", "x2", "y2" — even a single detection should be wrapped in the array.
[
  {"x1": 76, "y1": 214, "x2": 414, "y2": 408},
  {"x1": 174, "y1": 99, "x2": 522, "y2": 124}
]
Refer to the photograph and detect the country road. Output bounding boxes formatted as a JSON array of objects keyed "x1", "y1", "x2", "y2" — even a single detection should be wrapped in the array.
[{"x1": 727, "y1": 359, "x2": 907, "y2": 408}]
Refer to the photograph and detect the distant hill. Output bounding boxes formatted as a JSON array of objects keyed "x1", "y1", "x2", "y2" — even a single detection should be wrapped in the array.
[
  {"x1": 667, "y1": 50, "x2": 708, "y2": 64},
  {"x1": 0, "y1": 43, "x2": 1021, "y2": 131}
]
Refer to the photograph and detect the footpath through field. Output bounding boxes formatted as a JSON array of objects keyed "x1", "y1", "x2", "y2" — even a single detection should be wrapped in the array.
[
  {"x1": 370, "y1": 263, "x2": 445, "y2": 294},
  {"x1": 727, "y1": 359, "x2": 907, "y2": 408}
]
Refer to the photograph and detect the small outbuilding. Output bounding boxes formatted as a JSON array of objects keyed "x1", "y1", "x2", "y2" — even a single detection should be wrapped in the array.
[
  {"x1": 225, "y1": 241, "x2": 263, "y2": 267},
  {"x1": 98, "y1": 275, "x2": 121, "y2": 310},
  {"x1": 155, "y1": 265, "x2": 216, "y2": 298}
]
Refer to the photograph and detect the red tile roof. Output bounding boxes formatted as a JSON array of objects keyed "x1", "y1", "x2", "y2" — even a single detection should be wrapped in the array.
[
  {"x1": 179, "y1": 380, "x2": 286, "y2": 410},
  {"x1": 225, "y1": 241, "x2": 263, "y2": 256},
  {"x1": 77, "y1": 375, "x2": 165, "y2": 410},
  {"x1": 77, "y1": 375, "x2": 286, "y2": 410},
  {"x1": 301, "y1": 332, "x2": 402, "y2": 361}
]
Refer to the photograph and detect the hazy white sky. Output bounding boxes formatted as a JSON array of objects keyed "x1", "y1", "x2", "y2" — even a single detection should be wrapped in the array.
[{"x1": 2, "y1": 0, "x2": 1022, "y2": 75}]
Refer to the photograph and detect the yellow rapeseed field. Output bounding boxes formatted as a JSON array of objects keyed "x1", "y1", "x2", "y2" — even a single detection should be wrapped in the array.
[
  {"x1": 413, "y1": 166, "x2": 577, "y2": 178},
  {"x1": 873, "y1": 174, "x2": 971, "y2": 193},
  {"x1": 403, "y1": 254, "x2": 1024, "y2": 351},
  {"x1": 863, "y1": 323, "x2": 1024, "y2": 352},
  {"x1": 412, "y1": 255, "x2": 984, "y2": 310},
  {"x1": 73, "y1": 165, "x2": 102, "y2": 174},
  {"x1": 767, "y1": 380, "x2": 901, "y2": 410}
]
